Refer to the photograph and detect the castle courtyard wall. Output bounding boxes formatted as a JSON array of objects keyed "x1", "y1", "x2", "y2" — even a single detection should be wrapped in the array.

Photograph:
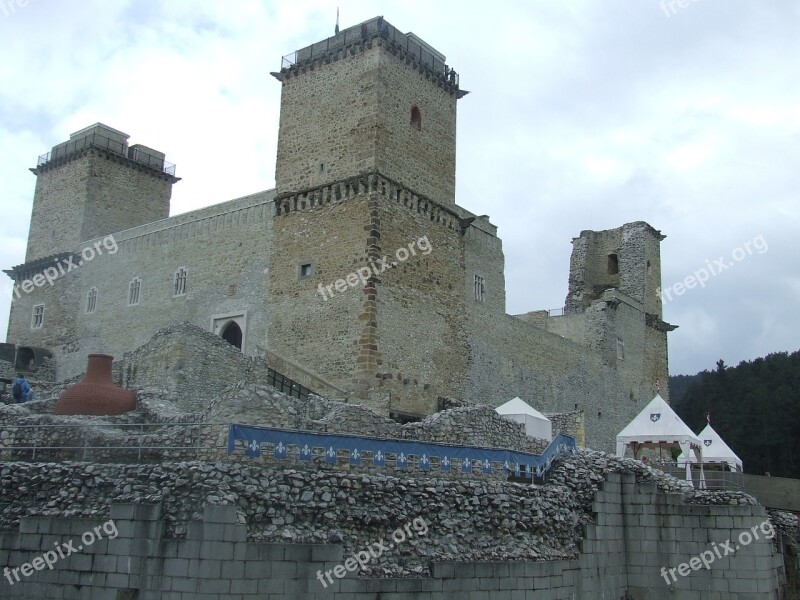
[{"x1": 7, "y1": 191, "x2": 273, "y2": 380}]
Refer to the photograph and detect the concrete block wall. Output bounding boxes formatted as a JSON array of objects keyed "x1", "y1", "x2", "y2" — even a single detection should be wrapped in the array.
[{"x1": 0, "y1": 473, "x2": 786, "y2": 599}]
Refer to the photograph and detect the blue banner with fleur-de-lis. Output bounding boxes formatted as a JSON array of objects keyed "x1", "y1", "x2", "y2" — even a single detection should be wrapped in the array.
[
  {"x1": 246, "y1": 438, "x2": 261, "y2": 458},
  {"x1": 325, "y1": 446, "x2": 337, "y2": 464},
  {"x1": 228, "y1": 424, "x2": 578, "y2": 478},
  {"x1": 274, "y1": 441, "x2": 287, "y2": 459},
  {"x1": 300, "y1": 443, "x2": 312, "y2": 461}
]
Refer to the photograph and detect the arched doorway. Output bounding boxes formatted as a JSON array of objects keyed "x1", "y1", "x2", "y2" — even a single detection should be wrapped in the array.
[{"x1": 221, "y1": 321, "x2": 243, "y2": 350}]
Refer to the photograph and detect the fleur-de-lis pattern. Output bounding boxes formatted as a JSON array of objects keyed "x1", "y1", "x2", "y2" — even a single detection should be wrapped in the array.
[{"x1": 230, "y1": 426, "x2": 578, "y2": 479}]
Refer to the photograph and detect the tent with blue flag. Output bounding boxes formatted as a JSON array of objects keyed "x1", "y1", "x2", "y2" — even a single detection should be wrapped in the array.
[
  {"x1": 616, "y1": 394, "x2": 705, "y2": 486},
  {"x1": 677, "y1": 421, "x2": 743, "y2": 472}
]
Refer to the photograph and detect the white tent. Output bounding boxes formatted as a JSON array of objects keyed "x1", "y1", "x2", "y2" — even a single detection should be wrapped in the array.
[
  {"x1": 678, "y1": 423, "x2": 743, "y2": 472},
  {"x1": 616, "y1": 394, "x2": 705, "y2": 486},
  {"x1": 496, "y1": 397, "x2": 552, "y2": 441}
]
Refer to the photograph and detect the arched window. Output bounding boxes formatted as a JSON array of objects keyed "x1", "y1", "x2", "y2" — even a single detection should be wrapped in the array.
[
  {"x1": 174, "y1": 267, "x2": 188, "y2": 296},
  {"x1": 221, "y1": 321, "x2": 243, "y2": 350},
  {"x1": 410, "y1": 105, "x2": 422, "y2": 131},
  {"x1": 86, "y1": 287, "x2": 97, "y2": 314}
]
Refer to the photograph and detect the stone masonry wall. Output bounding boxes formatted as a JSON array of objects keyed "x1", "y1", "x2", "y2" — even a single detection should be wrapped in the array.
[
  {"x1": 25, "y1": 154, "x2": 91, "y2": 263},
  {"x1": 8, "y1": 192, "x2": 273, "y2": 380},
  {"x1": 267, "y1": 190, "x2": 371, "y2": 401},
  {"x1": 565, "y1": 221, "x2": 664, "y2": 320},
  {"x1": 372, "y1": 185, "x2": 467, "y2": 416},
  {"x1": 25, "y1": 149, "x2": 173, "y2": 263},
  {"x1": 374, "y1": 38, "x2": 459, "y2": 206},
  {"x1": 0, "y1": 458, "x2": 789, "y2": 599},
  {"x1": 464, "y1": 310, "x2": 646, "y2": 453}
]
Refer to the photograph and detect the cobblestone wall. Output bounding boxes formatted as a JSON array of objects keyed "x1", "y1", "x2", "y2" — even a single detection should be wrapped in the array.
[{"x1": 0, "y1": 458, "x2": 791, "y2": 599}]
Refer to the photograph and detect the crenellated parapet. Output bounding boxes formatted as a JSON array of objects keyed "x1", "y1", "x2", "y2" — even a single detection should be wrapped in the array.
[
  {"x1": 276, "y1": 16, "x2": 467, "y2": 99},
  {"x1": 274, "y1": 171, "x2": 461, "y2": 232}
]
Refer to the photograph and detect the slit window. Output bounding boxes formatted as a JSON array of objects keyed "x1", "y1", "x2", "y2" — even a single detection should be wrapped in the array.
[
  {"x1": 86, "y1": 288, "x2": 97, "y2": 314},
  {"x1": 299, "y1": 263, "x2": 313, "y2": 279},
  {"x1": 410, "y1": 106, "x2": 422, "y2": 131}
]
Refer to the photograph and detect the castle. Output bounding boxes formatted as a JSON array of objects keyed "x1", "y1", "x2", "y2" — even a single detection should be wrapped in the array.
[{"x1": 3, "y1": 16, "x2": 675, "y2": 451}]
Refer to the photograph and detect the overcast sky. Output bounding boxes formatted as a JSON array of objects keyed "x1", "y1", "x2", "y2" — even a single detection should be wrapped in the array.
[{"x1": 1, "y1": 0, "x2": 798, "y2": 376}]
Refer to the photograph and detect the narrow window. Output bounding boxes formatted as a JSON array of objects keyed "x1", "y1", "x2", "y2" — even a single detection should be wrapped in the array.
[
  {"x1": 128, "y1": 277, "x2": 141, "y2": 306},
  {"x1": 474, "y1": 275, "x2": 485, "y2": 302},
  {"x1": 299, "y1": 263, "x2": 313, "y2": 279},
  {"x1": 86, "y1": 288, "x2": 97, "y2": 314},
  {"x1": 174, "y1": 268, "x2": 188, "y2": 296},
  {"x1": 608, "y1": 253, "x2": 619, "y2": 275},
  {"x1": 410, "y1": 105, "x2": 422, "y2": 131},
  {"x1": 31, "y1": 304, "x2": 44, "y2": 329},
  {"x1": 617, "y1": 337, "x2": 625, "y2": 360}
]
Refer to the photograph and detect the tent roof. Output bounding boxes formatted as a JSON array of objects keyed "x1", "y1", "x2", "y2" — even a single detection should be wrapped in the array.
[
  {"x1": 616, "y1": 394, "x2": 701, "y2": 447},
  {"x1": 679, "y1": 423, "x2": 743, "y2": 469},
  {"x1": 496, "y1": 397, "x2": 550, "y2": 422}
]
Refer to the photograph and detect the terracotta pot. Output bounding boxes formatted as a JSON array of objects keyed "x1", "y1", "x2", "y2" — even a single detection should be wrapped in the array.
[{"x1": 54, "y1": 354, "x2": 136, "y2": 415}]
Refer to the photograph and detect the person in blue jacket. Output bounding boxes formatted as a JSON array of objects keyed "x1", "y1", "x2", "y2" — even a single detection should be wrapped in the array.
[{"x1": 11, "y1": 373, "x2": 34, "y2": 403}]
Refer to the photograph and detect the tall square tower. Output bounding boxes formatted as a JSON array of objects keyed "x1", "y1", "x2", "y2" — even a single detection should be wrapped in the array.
[{"x1": 268, "y1": 17, "x2": 470, "y2": 416}]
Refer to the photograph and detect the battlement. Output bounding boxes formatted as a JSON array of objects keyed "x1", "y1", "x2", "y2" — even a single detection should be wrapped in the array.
[
  {"x1": 274, "y1": 171, "x2": 462, "y2": 232},
  {"x1": 280, "y1": 16, "x2": 461, "y2": 90}
]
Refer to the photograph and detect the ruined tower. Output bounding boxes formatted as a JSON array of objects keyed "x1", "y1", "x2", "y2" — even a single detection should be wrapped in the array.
[
  {"x1": 562, "y1": 222, "x2": 676, "y2": 400},
  {"x1": 268, "y1": 17, "x2": 470, "y2": 417}
]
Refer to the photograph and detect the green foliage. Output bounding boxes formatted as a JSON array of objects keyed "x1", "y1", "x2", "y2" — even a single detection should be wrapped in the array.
[{"x1": 670, "y1": 350, "x2": 800, "y2": 478}]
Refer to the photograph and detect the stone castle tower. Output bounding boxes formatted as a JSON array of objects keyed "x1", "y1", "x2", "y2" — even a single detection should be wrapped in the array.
[
  {"x1": 4, "y1": 16, "x2": 675, "y2": 450},
  {"x1": 25, "y1": 123, "x2": 177, "y2": 263},
  {"x1": 268, "y1": 17, "x2": 469, "y2": 417}
]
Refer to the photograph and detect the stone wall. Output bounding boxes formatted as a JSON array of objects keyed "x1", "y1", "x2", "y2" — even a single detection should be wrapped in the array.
[
  {"x1": 464, "y1": 308, "x2": 642, "y2": 452},
  {"x1": 565, "y1": 221, "x2": 665, "y2": 319},
  {"x1": 546, "y1": 409, "x2": 585, "y2": 447},
  {"x1": 116, "y1": 323, "x2": 277, "y2": 414},
  {"x1": 0, "y1": 455, "x2": 792, "y2": 599},
  {"x1": 7, "y1": 192, "x2": 273, "y2": 380}
]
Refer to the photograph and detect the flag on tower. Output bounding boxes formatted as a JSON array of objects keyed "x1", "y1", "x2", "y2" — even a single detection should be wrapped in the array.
[{"x1": 335, "y1": 8, "x2": 340, "y2": 34}]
